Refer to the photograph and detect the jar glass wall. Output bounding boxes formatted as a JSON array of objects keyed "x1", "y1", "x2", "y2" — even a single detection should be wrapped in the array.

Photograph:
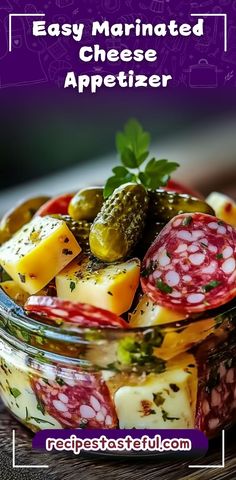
[{"x1": 0, "y1": 292, "x2": 236, "y2": 438}]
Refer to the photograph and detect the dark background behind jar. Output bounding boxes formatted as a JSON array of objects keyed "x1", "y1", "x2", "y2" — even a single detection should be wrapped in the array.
[{"x1": 1, "y1": 87, "x2": 236, "y2": 194}]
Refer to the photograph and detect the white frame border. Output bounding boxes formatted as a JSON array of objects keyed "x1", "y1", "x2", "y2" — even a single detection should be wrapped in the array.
[
  {"x1": 8, "y1": 13, "x2": 45, "y2": 52},
  {"x1": 12, "y1": 429, "x2": 49, "y2": 469},
  {"x1": 191, "y1": 13, "x2": 228, "y2": 52},
  {"x1": 7, "y1": 11, "x2": 228, "y2": 469},
  {"x1": 189, "y1": 429, "x2": 225, "y2": 469},
  {"x1": 11, "y1": 428, "x2": 225, "y2": 470}
]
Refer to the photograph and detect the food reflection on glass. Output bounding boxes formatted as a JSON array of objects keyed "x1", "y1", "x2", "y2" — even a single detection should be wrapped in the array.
[{"x1": 0, "y1": 119, "x2": 236, "y2": 438}]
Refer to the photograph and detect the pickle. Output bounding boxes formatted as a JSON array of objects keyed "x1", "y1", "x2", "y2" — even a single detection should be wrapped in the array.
[
  {"x1": 68, "y1": 187, "x2": 104, "y2": 221},
  {"x1": 149, "y1": 190, "x2": 215, "y2": 222},
  {"x1": 0, "y1": 196, "x2": 50, "y2": 245},
  {"x1": 51, "y1": 214, "x2": 91, "y2": 251},
  {"x1": 89, "y1": 183, "x2": 149, "y2": 262}
]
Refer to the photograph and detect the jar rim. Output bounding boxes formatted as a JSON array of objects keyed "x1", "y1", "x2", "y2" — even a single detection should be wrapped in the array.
[
  {"x1": 1, "y1": 288, "x2": 236, "y2": 371},
  {"x1": 0, "y1": 288, "x2": 236, "y2": 343}
]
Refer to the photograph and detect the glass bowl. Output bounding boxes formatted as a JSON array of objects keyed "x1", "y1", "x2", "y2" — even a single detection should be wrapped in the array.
[{"x1": 0, "y1": 288, "x2": 236, "y2": 438}]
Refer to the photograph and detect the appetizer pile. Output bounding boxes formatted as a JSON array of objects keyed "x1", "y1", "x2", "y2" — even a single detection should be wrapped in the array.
[{"x1": 0, "y1": 119, "x2": 236, "y2": 436}]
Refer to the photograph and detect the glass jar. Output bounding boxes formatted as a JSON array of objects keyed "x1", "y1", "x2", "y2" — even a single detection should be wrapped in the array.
[{"x1": 0, "y1": 289, "x2": 236, "y2": 438}]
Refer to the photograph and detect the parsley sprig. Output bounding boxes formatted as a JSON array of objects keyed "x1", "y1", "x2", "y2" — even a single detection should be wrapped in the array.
[{"x1": 104, "y1": 119, "x2": 179, "y2": 199}]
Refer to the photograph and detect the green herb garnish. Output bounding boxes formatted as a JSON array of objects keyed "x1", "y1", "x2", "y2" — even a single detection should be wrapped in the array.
[
  {"x1": 37, "y1": 400, "x2": 45, "y2": 415},
  {"x1": 104, "y1": 119, "x2": 179, "y2": 198},
  {"x1": 161, "y1": 409, "x2": 180, "y2": 422},
  {"x1": 153, "y1": 392, "x2": 165, "y2": 407},
  {"x1": 169, "y1": 384, "x2": 180, "y2": 392},
  {"x1": 25, "y1": 407, "x2": 30, "y2": 422},
  {"x1": 156, "y1": 279, "x2": 173, "y2": 294},
  {"x1": 17, "y1": 328, "x2": 30, "y2": 342},
  {"x1": 10, "y1": 387, "x2": 21, "y2": 398},
  {"x1": 70, "y1": 281, "x2": 76, "y2": 292},
  {"x1": 182, "y1": 216, "x2": 192, "y2": 226},
  {"x1": 30, "y1": 416, "x2": 55, "y2": 426},
  {"x1": 216, "y1": 253, "x2": 223, "y2": 260},
  {"x1": 203, "y1": 280, "x2": 221, "y2": 292},
  {"x1": 34, "y1": 352, "x2": 48, "y2": 364},
  {"x1": 56, "y1": 377, "x2": 65, "y2": 386},
  {"x1": 35, "y1": 335, "x2": 44, "y2": 346},
  {"x1": 141, "y1": 260, "x2": 157, "y2": 278},
  {"x1": 118, "y1": 337, "x2": 155, "y2": 363},
  {"x1": 117, "y1": 333, "x2": 165, "y2": 372},
  {"x1": 25, "y1": 406, "x2": 54, "y2": 426}
]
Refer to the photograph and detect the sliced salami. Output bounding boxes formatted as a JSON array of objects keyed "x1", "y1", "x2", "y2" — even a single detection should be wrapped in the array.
[
  {"x1": 141, "y1": 213, "x2": 236, "y2": 313},
  {"x1": 195, "y1": 350, "x2": 236, "y2": 437},
  {"x1": 31, "y1": 370, "x2": 117, "y2": 428},
  {"x1": 25, "y1": 296, "x2": 128, "y2": 328}
]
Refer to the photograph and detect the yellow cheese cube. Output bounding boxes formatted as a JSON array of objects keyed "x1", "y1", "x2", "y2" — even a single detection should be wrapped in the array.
[
  {"x1": 0, "y1": 280, "x2": 48, "y2": 306},
  {"x1": 130, "y1": 294, "x2": 184, "y2": 327},
  {"x1": 113, "y1": 353, "x2": 197, "y2": 429},
  {"x1": 0, "y1": 216, "x2": 81, "y2": 294},
  {"x1": 158, "y1": 318, "x2": 215, "y2": 360},
  {"x1": 56, "y1": 255, "x2": 140, "y2": 315},
  {"x1": 130, "y1": 294, "x2": 215, "y2": 360},
  {"x1": 0, "y1": 280, "x2": 30, "y2": 305},
  {"x1": 206, "y1": 192, "x2": 236, "y2": 227}
]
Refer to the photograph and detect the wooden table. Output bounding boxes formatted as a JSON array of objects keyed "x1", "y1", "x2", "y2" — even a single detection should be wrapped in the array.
[{"x1": 1, "y1": 399, "x2": 236, "y2": 480}]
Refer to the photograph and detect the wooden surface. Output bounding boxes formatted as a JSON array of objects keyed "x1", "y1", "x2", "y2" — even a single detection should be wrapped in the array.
[{"x1": 0, "y1": 400, "x2": 236, "y2": 480}]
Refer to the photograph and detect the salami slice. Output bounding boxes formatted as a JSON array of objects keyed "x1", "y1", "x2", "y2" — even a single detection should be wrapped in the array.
[
  {"x1": 31, "y1": 370, "x2": 117, "y2": 428},
  {"x1": 25, "y1": 296, "x2": 128, "y2": 328},
  {"x1": 141, "y1": 213, "x2": 236, "y2": 313},
  {"x1": 195, "y1": 357, "x2": 236, "y2": 437}
]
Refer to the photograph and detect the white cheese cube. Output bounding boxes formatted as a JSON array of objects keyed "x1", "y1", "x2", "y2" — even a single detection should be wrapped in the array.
[{"x1": 114, "y1": 353, "x2": 197, "y2": 429}]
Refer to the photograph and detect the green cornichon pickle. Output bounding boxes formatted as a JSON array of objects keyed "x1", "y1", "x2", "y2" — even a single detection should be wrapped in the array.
[
  {"x1": 89, "y1": 183, "x2": 149, "y2": 262},
  {"x1": 68, "y1": 187, "x2": 104, "y2": 221},
  {"x1": 51, "y1": 214, "x2": 91, "y2": 251},
  {"x1": 0, "y1": 196, "x2": 50, "y2": 245},
  {"x1": 149, "y1": 190, "x2": 215, "y2": 222}
]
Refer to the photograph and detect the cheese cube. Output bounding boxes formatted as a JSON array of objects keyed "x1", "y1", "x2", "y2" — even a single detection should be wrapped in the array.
[
  {"x1": 206, "y1": 192, "x2": 236, "y2": 227},
  {"x1": 130, "y1": 294, "x2": 215, "y2": 360},
  {"x1": 0, "y1": 280, "x2": 30, "y2": 305},
  {"x1": 0, "y1": 216, "x2": 81, "y2": 294},
  {"x1": 0, "y1": 280, "x2": 48, "y2": 306},
  {"x1": 0, "y1": 348, "x2": 61, "y2": 429},
  {"x1": 56, "y1": 255, "x2": 140, "y2": 315},
  {"x1": 130, "y1": 294, "x2": 184, "y2": 327},
  {"x1": 114, "y1": 353, "x2": 197, "y2": 429}
]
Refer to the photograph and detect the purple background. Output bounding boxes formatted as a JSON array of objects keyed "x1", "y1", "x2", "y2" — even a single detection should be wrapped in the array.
[{"x1": 0, "y1": 0, "x2": 235, "y2": 90}]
